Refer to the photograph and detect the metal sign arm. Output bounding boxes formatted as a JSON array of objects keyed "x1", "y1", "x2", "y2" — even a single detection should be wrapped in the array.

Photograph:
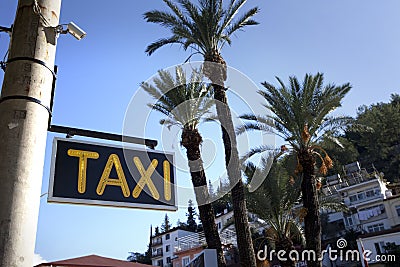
[{"x1": 48, "y1": 125, "x2": 157, "y2": 149}]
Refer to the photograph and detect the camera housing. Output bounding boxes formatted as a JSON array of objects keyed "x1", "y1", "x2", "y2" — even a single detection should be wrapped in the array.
[{"x1": 66, "y1": 22, "x2": 86, "y2": 40}]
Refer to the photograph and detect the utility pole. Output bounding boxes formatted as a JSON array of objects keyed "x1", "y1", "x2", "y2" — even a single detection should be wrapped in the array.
[{"x1": 0, "y1": 0, "x2": 61, "y2": 266}]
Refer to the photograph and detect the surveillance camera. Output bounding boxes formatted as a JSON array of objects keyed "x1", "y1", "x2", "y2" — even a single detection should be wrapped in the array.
[{"x1": 67, "y1": 22, "x2": 86, "y2": 40}]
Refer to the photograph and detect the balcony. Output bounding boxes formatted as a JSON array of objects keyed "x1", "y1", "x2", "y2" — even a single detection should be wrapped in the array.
[
  {"x1": 152, "y1": 238, "x2": 162, "y2": 246},
  {"x1": 322, "y1": 168, "x2": 383, "y2": 196},
  {"x1": 175, "y1": 229, "x2": 238, "y2": 253},
  {"x1": 346, "y1": 195, "x2": 383, "y2": 208},
  {"x1": 151, "y1": 251, "x2": 163, "y2": 258},
  {"x1": 175, "y1": 232, "x2": 206, "y2": 252},
  {"x1": 219, "y1": 228, "x2": 237, "y2": 245}
]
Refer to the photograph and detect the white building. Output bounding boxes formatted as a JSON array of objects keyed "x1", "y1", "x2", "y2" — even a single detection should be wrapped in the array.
[
  {"x1": 151, "y1": 227, "x2": 195, "y2": 267},
  {"x1": 214, "y1": 209, "x2": 234, "y2": 233},
  {"x1": 356, "y1": 194, "x2": 400, "y2": 267},
  {"x1": 357, "y1": 226, "x2": 400, "y2": 267},
  {"x1": 174, "y1": 210, "x2": 238, "y2": 253},
  {"x1": 172, "y1": 210, "x2": 259, "y2": 266},
  {"x1": 322, "y1": 162, "x2": 396, "y2": 234},
  {"x1": 321, "y1": 162, "x2": 400, "y2": 266}
]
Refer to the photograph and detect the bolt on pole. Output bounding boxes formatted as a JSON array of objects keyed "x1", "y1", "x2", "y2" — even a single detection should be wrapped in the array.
[{"x1": 0, "y1": 0, "x2": 61, "y2": 266}]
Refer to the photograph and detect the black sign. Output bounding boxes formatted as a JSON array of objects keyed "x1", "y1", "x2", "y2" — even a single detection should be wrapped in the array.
[{"x1": 49, "y1": 138, "x2": 176, "y2": 210}]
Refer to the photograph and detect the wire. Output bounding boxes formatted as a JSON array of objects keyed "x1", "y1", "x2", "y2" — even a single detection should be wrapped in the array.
[
  {"x1": 32, "y1": 0, "x2": 40, "y2": 14},
  {"x1": 0, "y1": 37, "x2": 9, "y2": 72},
  {"x1": 33, "y1": 0, "x2": 51, "y2": 27},
  {"x1": 3, "y1": 49, "x2": 8, "y2": 63}
]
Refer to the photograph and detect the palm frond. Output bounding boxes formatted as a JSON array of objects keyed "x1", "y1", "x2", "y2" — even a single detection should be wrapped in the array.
[
  {"x1": 144, "y1": 0, "x2": 259, "y2": 56},
  {"x1": 243, "y1": 74, "x2": 352, "y2": 152},
  {"x1": 240, "y1": 145, "x2": 277, "y2": 162},
  {"x1": 163, "y1": 0, "x2": 196, "y2": 31},
  {"x1": 141, "y1": 66, "x2": 214, "y2": 131},
  {"x1": 245, "y1": 159, "x2": 304, "y2": 244},
  {"x1": 218, "y1": 0, "x2": 246, "y2": 35},
  {"x1": 223, "y1": 7, "x2": 259, "y2": 47},
  {"x1": 287, "y1": 219, "x2": 306, "y2": 246},
  {"x1": 160, "y1": 118, "x2": 180, "y2": 130},
  {"x1": 145, "y1": 37, "x2": 184, "y2": 56}
]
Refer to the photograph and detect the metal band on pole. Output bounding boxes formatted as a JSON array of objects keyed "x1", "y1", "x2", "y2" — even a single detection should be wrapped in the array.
[
  {"x1": 0, "y1": 95, "x2": 52, "y2": 116},
  {"x1": 6, "y1": 57, "x2": 57, "y2": 79}
]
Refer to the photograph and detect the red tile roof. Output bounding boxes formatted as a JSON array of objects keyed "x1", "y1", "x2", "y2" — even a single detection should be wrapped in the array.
[{"x1": 34, "y1": 254, "x2": 156, "y2": 267}]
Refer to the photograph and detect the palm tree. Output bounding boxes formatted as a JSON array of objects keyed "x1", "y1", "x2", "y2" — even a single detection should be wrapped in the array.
[
  {"x1": 237, "y1": 73, "x2": 352, "y2": 267},
  {"x1": 244, "y1": 155, "x2": 349, "y2": 267},
  {"x1": 144, "y1": 2, "x2": 259, "y2": 265},
  {"x1": 244, "y1": 158, "x2": 304, "y2": 267},
  {"x1": 141, "y1": 66, "x2": 226, "y2": 266}
]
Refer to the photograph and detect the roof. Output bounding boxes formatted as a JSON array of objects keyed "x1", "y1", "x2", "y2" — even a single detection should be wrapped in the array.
[
  {"x1": 173, "y1": 245, "x2": 205, "y2": 257},
  {"x1": 215, "y1": 210, "x2": 234, "y2": 219},
  {"x1": 152, "y1": 226, "x2": 195, "y2": 238},
  {"x1": 34, "y1": 254, "x2": 156, "y2": 267},
  {"x1": 383, "y1": 194, "x2": 400, "y2": 201}
]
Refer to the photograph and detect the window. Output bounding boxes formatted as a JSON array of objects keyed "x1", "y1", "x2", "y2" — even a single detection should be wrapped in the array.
[
  {"x1": 367, "y1": 223, "x2": 385, "y2": 233},
  {"x1": 182, "y1": 256, "x2": 190, "y2": 266},
  {"x1": 357, "y1": 192, "x2": 366, "y2": 200},
  {"x1": 166, "y1": 233, "x2": 170, "y2": 240},
  {"x1": 349, "y1": 195, "x2": 357, "y2": 202},
  {"x1": 366, "y1": 190, "x2": 375, "y2": 198},
  {"x1": 396, "y1": 205, "x2": 400, "y2": 217},
  {"x1": 157, "y1": 259, "x2": 163, "y2": 266},
  {"x1": 374, "y1": 242, "x2": 385, "y2": 255},
  {"x1": 374, "y1": 243, "x2": 382, "y2": 254},
  {"x1": 166, "y1": 245, "x2": 170, "y2": 252},
  {"x1": 345, "y1": 216, "x2": 354, "y2": 226},
  {"x1": 217, "y1": 222, "x2": 222, "y2": 230},
  {"x1": 350, "y1": 188, "x2": 381, "y2": 203},
  {"x1": 380, "y1": 241, "x2": 386, "y2": 253},
  {"x1": 167, "y1": 257, "x2": 171, "y2": 263},
  {"x1": 153, "y1": 237, "x2": 162, "y2": 245}
]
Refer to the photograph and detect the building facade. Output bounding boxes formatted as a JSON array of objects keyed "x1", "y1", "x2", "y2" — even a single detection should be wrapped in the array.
[
  {"x1": 171, "y1": 211, "x2": 242, "y2": 267},
  {"x1": 322, "y1": 162, "x2": 396, "y2": 234},
  {"x1": 151, "y1": 227, "x2": 195, "y2": 267},
  {"x1": 320, "y1": 162, "x2": 400, "y2": 266},
  {"x1": 172, "y1": 246, "x2": 204, "y2": 267},
  {"x1": 357, "y1": 227, "x2": 400, "y2": 267}
]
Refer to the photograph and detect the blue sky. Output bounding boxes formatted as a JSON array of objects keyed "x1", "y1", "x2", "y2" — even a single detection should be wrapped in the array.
[{"x1": 1, "y1": 0, "x2": 400, "y2": 263}]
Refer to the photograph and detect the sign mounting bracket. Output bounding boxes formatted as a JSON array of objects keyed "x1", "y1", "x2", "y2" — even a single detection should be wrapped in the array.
[{"x1": 48, "y1": 125, "x2": 158, "y2": 149}]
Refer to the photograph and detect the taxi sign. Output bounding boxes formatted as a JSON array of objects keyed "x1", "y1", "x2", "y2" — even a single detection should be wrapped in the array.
[{"x1": 48, "y1": 138, "x2": 177, "y2": 210}]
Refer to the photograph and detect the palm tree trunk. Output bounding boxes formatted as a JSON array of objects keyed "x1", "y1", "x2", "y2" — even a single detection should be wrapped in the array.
[
  {"x1": 204, "y1": 54, "x2": 257, "y2": 267},
  {"x1": 298, "y1": 150, "x2": 322, "y2": 267},
  {"x1": 276, "y1": 237, "x2": 296, "y2": 267},
  {"x1": 181, "y1": 128, "x2": 226, "y2": 267}
]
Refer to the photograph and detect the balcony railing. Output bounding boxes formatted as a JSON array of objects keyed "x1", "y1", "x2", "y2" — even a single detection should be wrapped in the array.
[
  {"x1": 175, "y1": 229, "x2": 238, "y2": 252},
  {"x1": 175, "y1": 232, "x2": 206, "y2": 252},
  {"x1": 152, "y1": 239, "x2": 162, "y2": 246},
  {"x1": 151, "y1": 251, "x2": 163, "y2": 258},
  {"x1": 322, "y1": 169, "x2": 382, "y2": 195},
  {"x1": 220, "y1": 228, "x2": 237, "y2": 246}
]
